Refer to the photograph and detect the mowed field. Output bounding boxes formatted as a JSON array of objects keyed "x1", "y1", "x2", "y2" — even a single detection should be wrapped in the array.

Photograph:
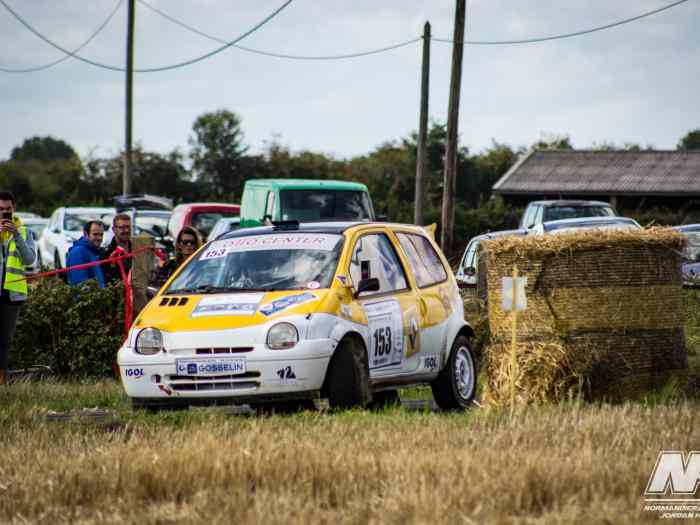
[{"x1": 1, "y1": 381, "x2": 698, "y2": 524}]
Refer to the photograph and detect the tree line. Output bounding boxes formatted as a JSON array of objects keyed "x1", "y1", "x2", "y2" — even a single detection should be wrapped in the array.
[{"x1": 1, "y1": 109, "x2": 698, "y2": 254}]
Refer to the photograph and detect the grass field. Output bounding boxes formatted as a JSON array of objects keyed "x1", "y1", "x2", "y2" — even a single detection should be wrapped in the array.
[{"x1": 1, "y1": 380, "x2": 698, "y2": 524}]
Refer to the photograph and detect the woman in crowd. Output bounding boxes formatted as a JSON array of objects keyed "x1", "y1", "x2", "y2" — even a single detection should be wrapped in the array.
[{"x1": 156, "y1": 226, "x2": 202, "y2": 286}]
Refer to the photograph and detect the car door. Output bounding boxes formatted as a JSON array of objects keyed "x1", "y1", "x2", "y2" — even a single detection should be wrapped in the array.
[
  {"x1": 394, "y1": 231, "x2": 454, "y2": 374},
  {"x1": 347, "y1": 231, "x2": 421, "y2": 377}
]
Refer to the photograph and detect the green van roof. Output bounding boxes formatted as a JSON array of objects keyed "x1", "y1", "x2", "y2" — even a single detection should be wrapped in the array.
[{"x1": 244, "y1": 179, "x2": 368, "y2": 192}]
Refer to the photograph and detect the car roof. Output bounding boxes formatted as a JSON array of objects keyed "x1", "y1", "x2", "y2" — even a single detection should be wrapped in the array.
[
  {"x1": 244, "y1": 179, "x2": 368, "y2": 192},
  {"x1": 674, "y1": 224, "x2": 700, "y2": 232},
  {"x1": 172, "y1": 202, "x2": 240, "y2": 211},
  {"x1": 528, "y1": 200, "x2": 613, "y2": 207},
  {"x1": 21, "y1": 217, "x2": 49, "y2": 224},
  {"x1": 63, "y1": 206, "x2": 115, "y2": 214},
  {"x1": 471, "y1": 229, "x2": 529, "y2": 242},
  {"x1": 217, "y1": 221, "x2": 428, "y2": 240}
]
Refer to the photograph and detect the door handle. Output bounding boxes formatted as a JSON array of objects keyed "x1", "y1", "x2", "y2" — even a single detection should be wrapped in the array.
[{"x1": 418, "y1": 297, "x2": 428, "y2": 316}]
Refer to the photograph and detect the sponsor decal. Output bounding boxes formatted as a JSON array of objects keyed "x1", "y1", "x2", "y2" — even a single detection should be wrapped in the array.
[
  {"x1": 124, "y1": 367, "x2": 145, "y2": 378},
  {"x1": 364, "y1": 299, "x2": 404, "y2": 370},
  {"x1": 336, "y1": 275, "x2": 348, "y2": 285},
  {"x1": 423, "y1": 354, "x2": 438, "y2": 371},
  {"x1": 339, "y1": 304, "x2": 352, "y2": 319},
  {"x1": 191, "y1": 293, "x2": 264, "y2": 317},
  {"x1": 158, "y1": 385, "x2": 173, "y2": 396},
  {"x1": 276, "y1": 366, "x2": 297, "y2": 380},
  {"x1": 643, "y1": 450, "x2": 700, "y2": 519},
  {"x1": 259, "y1": 292, "x2": 317, "y2": 317},
  {"x1": 201, "y1": 234, "x2": 340, "y2": 260},
  {"x1": 406, "y1": 315, "x2": 420, "y2": 356},
  {"x1": 307, "y1": 281, "x2": 321, "y2": 290},
  {"x1": 273, "y1": 365, "x2": 305, "y2": 386},
  {"x1": 176, "y1": 358, "x2": 246, "y2": 376}
]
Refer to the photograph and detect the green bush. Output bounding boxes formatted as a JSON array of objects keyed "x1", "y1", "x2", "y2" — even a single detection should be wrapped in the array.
[{"x1": 12, "y1": 278, "x2": 125, "y2": 377}]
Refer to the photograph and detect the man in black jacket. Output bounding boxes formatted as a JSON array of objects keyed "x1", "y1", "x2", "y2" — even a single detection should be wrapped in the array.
[{"x1": 101, "y1": 213, "x2": 132, "y2": 284}]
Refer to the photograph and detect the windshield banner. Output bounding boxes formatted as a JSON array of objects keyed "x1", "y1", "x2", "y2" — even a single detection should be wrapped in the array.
[
  {"x1": 201, "y1": 234, "x2": 340, "y2": 260},
  {"x1": 191, "y1": 293, "x2": 265, "y2": 317}
]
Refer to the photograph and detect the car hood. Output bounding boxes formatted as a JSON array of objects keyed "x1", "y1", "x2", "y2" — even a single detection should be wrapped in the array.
[{"x1": 133, "y1": 289, "x2": 338, "y2": 332}]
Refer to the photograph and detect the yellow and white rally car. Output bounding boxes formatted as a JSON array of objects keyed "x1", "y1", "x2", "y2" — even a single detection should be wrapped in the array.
[{"x1": 117, "y1": 221, "x2": 476, "y2": 411}]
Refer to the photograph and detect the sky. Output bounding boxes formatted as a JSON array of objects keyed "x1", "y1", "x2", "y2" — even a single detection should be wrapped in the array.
[{"x1": 0, "y1": 0, "x2": 698, "y2": 163}]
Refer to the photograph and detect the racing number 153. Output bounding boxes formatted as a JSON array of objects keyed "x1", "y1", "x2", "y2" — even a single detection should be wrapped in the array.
[{"x1": 373, "y1": 326, "x2": 392, "y2": 356}]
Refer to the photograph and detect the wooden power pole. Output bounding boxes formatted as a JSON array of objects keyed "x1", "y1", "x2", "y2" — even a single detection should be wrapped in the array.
[
  {"x1": 123, "y1": 0, "x2": 135, "y2": 196},
  {"x1": 440, "y1": 0, "x2": 466, "y2": 253},
  {"x1": 414, "y1": 21, "x2": 431, "y2": 226}
]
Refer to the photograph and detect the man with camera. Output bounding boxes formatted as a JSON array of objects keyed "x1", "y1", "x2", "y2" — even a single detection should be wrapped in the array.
[{"x1": 0, "y1": 192, "x2": 36, "y2": 385}]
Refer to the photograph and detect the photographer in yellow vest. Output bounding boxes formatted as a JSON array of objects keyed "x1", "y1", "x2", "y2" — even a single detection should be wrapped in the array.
[{"x1": 0, "y1": 192, "x2": 36, "y2": 385}]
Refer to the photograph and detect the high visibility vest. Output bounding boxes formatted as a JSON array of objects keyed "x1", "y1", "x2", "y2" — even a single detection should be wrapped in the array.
[{"x1": 3, "y1": 226, "x2": 28, "y2": 297}]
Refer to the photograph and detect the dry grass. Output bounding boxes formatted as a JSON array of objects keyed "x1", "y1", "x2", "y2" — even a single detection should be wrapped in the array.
[{"x1": 0, "y1": 380, "x2": 697, "y2": 524}]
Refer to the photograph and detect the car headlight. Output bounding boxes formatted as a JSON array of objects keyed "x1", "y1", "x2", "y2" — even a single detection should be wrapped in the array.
[
  {"x1": 135, "y1": 328, "x2": 163, "y2": 355},
  {"x1": 266, "y1": 322, "x2": 298, "y2": 350}
]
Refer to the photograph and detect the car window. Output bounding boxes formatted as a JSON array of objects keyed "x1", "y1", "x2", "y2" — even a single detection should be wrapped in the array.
[
  {"x1": 395, "y1": 232, "x2": 448, "y2": 288},
  {"x1": 191, "y1": 212, "x2": 238, "y2": 238},
  {"x1": 685, "y1": 232, "x2": 700, "y2": 262},
  {"x1": 265, "y1": 192, "x2": 275, "y2": 221},
  {"x1": 521, "y1": 205, "x2": 534, "y2": 228},
  {"x1": 543, "y1": 205, "x2": 614, "y2": 222},
  {"x1": 349, "y1": 233, "x2": 407, "y2": 294},
  {"x1": 534, "y1": 205, "x2": 544, "y2": 225},
  {"x1": 280, "y1": 190, "x2": 372, "y2": 222}
]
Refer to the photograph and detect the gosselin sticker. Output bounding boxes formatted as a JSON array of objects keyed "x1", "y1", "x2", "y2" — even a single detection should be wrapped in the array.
[
  {"x1": 201, "y1": 234, "x2": 341, "y2": 260},
  {"x1": 191, "y1": 293, "x2": 265, "y2": 317}
]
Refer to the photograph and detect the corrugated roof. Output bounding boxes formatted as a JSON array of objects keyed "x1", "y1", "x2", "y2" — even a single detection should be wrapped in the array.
[{"x1": 492, "y1": 150, "x2": 700, "y2": 196}]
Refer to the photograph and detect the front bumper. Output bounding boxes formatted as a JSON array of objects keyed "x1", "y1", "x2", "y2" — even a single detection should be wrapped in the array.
[{"x1": 117, "y1": 338, "x2": 335, "y2": 402}]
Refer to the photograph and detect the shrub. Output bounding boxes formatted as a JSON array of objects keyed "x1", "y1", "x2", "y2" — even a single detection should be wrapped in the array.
[{"x1": 12, "y1": 278, "x2": 125, "y2": 377}]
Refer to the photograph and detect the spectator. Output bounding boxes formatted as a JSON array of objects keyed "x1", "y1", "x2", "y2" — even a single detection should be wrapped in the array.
[
  {"x1": 156, "y1": 226, "x2": 202, "y2": 287},
  {"x1": 101, "y1": 213, "x2": 132, "y2": 284},
  {"x1": 66, "y1": 220, "x2": 105, "y2": 288},
  {"x1": 0, "y1": 191, "x2": 36, "y2": 385}
]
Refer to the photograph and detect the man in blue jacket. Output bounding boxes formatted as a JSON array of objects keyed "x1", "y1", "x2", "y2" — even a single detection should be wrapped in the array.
[{"x1": 67, "y1": 220, "x2": 106, "y2": 288}]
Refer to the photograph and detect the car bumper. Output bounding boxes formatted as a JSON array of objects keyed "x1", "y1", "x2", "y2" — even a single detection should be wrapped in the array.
[{"x1": 117, "y1": 339, "x2": 335, "y2": 403}]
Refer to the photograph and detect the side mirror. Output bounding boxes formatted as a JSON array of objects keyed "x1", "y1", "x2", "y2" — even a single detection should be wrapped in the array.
[
  {"x1": 151, "y1": 225, "x2": 164, "y2": 237},
  {"x1": 376, "y1": 215, "x2": 388, "y2": 222},
  {"x1": 464, "y1": 266, "x2": 476, "y2": 277},
  {"x1": 354, "y1": 277, "x2": 380, "y2": 298}
]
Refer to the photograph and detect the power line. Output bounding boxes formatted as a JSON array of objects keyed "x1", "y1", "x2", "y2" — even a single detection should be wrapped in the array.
[
  {"x1": 0, "y1": 0, "x2": 293, "y2": 73},
  {"x1": 0, "y1": 0, "x2": 123, "y2": 73},
  {"x1": 138, "y1": 0, "x2": 420, "y2": 60},
  {"x1": 433, "y1": 0, "x2": 691, "y2": 45}
]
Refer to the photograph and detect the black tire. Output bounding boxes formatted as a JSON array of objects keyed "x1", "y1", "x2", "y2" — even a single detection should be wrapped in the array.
[
  {"x1": 369, "y1": 389, "x2": 401, "y2": 410},
  {"x1": 431, "y1": 335, "x2": 477, "y2": 410},
  {"x1": 324, "y1": 336, "x2": 370, "y2": 409}
]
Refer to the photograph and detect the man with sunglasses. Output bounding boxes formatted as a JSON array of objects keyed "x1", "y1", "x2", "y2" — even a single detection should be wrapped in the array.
[
  {"x1": 155, "y1": 226, "x2": 202, "y2": 287},
  {"x1": 101, "y1": 213, "x2": 132, "y2": 285}
]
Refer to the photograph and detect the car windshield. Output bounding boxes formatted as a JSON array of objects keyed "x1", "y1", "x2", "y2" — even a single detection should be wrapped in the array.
[
  {"x1": 279, "y1": 190, "x2": 372, "y2": 221},
  {"x1": 543, "y1": 205, "x2": 614, "y2": 222},
  {"x1": 684, "y1": 232, "x2": 700, "y2": 262},
  {"x1": 191, "y1": 212, "x2": 238, "y2": 238},
  {"x1": 135, "y1": 214, "x2": 170, "y2": 236},
  {"x1": 25, "y1": 222, "x2": 47, "y2": 239},
  {"x1": 64, "y1": 213, "x2": 109, "y2": 232},
  {"x1": 166, "y1": 233, "x2": 344, "y2": 294}
]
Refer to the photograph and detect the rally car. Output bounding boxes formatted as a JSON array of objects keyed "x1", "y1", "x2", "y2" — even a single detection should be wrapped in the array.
[{"x1": 117, "y1": 221, "x2": 477, "y2": 412}]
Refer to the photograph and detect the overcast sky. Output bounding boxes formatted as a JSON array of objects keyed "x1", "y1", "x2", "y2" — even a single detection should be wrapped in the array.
[{"x1": 0, "y1": 0, "x2": 698, "y2": 162}]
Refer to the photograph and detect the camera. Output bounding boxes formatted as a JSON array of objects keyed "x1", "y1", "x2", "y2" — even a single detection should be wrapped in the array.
[{"x1": 1, "y1": 212, "x2": 12, "y2": 221}]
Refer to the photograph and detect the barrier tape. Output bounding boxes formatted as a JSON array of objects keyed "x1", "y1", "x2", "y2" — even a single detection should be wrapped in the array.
[{"x1": 21, "y1": 246, "x2": 163, "y2": 338}]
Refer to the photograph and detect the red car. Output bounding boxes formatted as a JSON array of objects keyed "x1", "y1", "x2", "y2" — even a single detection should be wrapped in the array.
[{"x1": 167, "y1": 203, "x2": 240, "y2": 242}]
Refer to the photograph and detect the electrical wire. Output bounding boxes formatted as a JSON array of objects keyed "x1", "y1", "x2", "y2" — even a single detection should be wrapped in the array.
[
  {"x1": 138, "y1": 0, "x2": 420, "y2": 60},
  {"x1": 0, "y1": 0, "x2": 293, "y2": 73},
  {"x1": 433, "y1": 0, "x2": 690, "y2": 46},
  {"x1": 0, "y1": 0, "x2": 123, "y2": 73}
]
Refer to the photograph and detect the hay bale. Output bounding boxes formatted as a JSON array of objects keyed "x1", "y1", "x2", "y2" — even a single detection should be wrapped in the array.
[{"x1": 479, "y1": 227, "x2": 687, "y2": 405}]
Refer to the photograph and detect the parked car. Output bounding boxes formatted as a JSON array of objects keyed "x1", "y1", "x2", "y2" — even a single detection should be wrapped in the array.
[
  {"x1": 239, "y1": 179, "x2": 375, "y2": 228},
  {"x1": 118, "y1": 221, "x2": 475, "y2": 412},
  {"x1": 168, "y1": 203, "x2": 240, "y2": 242},
  {"x1": 673, "y1": 224, "x2": 700, "y2": 287},
  {"x1": 455, "y1": 229, "x2": 529, "y2": 288},
  {"x1": 519, "y1": 200, "x2": 617, "y2": 230},
  {"x1": 532, "y1": 216, "x2": 641, "y2": 235},
  {"x1": 15, "y1": 211, "x2": 41, "y2": 219},
  {"x1": 38, "y1": 207, "x2": 115, "y2": 269},
  {"x1": 208, "y1": 217, "x2": 240, "y2": 240},
  {"x1": 104, "y1": 193, "x2": 174, "y2": 255}
]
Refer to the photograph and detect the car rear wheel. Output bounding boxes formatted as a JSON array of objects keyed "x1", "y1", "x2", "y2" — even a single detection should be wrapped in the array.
[
  {"x1": 431, "y1": 335, "x2": 477, "y2": 410},
  {"x1": 324, "y1": 336, "x2": 370, "y2": 409}
]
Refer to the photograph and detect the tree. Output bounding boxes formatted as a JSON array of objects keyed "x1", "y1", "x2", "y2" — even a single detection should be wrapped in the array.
[
  {"x1": 188, "y1": 110, "x2": 249, "y2": 200},
  {"x1": 532, "y1": 133, "x2": 573, "y2": 150},
  {"x1": 10, "y1": 136, "x2": 78, "y2": 162},
  {"x1": 678, "y1": 129, "x2": 700, "y2": 150}
]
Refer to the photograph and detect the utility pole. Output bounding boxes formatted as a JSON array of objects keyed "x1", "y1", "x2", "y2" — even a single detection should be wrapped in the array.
[
  {"x1": 123, "y1": 0, "x2": 135, "y2": 196},
  {"x1": 440, "y1": 0, "x2": 466, "y2": 254},
  {"x1": 414, "y1": 21, "x2": 431, "y2": 226}
]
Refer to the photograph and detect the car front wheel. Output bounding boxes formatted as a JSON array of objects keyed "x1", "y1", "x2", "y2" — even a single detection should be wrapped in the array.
[
  {"x1": 431, "y1": 335, "x2": 477, "y2": 410},
  {"x1": 324, "y1": 336, "x2": 370, "y2": 410}
]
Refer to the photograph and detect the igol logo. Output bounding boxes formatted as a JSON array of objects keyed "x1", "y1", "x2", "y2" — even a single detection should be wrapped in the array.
[{"x1": 125, "y1": 368, "x2": 144, "y2": 378}]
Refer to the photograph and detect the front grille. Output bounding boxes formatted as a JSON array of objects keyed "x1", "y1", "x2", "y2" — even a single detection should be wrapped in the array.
[
  {"x1": 166, "y1": 371, "x2": 261, "y2": 392},
  {"x1": 196, "y1": 347, "x2": 254, "y2": 354},
  {"x1": 170, "y1": 372, "x2": 260, "y2": 381},
  {"x1": 159, "y1": 297, "x2": 189, "y2": 307}
]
